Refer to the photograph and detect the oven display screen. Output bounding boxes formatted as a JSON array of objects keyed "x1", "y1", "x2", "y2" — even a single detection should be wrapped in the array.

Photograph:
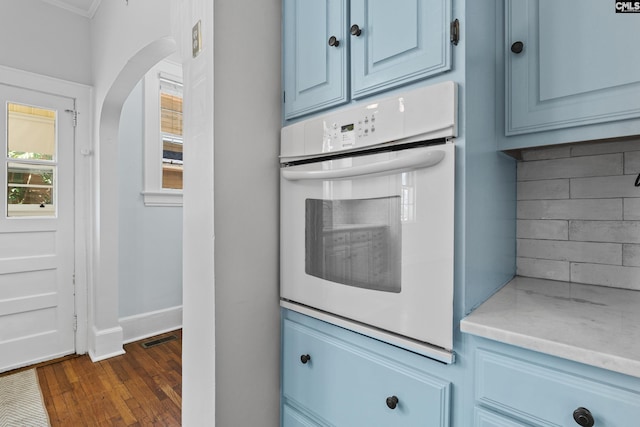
[{"x1": 341, "y1": 123, "x2": 354, "y2": 133}]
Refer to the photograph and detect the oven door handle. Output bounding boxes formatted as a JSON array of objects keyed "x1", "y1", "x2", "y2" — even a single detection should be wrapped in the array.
[{"x1": 281, "y1": 149, "x2": 446, "y2": 181}]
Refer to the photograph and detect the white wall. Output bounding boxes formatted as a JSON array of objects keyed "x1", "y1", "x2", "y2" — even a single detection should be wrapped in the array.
[
  {"x1": 2, "y1": 1, "x2": 281, "y2": 423},
  {"x1": 117, "y1": 81, "x2": 182, "y2": 338},
  {"x1": 212, "y1": 0, "x2": 281, "y2": 424},
  {"x1": 0, "y1": 0, "x2": 91, "y2": 85},
  {"x1": 180, "y1": 2, "x2": 216, "y2": 424},
  {"x1": 180, "y1": 0, "x2": 281, "y2": 425},
  {"x1": 89, "y1": 0, "x2": 178, "y2": 360}
]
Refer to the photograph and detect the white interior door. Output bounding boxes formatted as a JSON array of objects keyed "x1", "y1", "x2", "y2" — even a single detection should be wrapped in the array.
[{"x1": 0, "y1": 84, "x2": 75, "y2": 372}]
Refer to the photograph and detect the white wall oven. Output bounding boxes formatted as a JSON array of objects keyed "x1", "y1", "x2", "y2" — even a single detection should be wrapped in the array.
[{"x1": 280, "y1": 82, "x2": 457, "y2": 363}]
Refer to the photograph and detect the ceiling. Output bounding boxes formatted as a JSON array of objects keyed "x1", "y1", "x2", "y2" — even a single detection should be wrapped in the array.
[{"x1": 40, "y1": 0, "x2": 103, "y2": 18}]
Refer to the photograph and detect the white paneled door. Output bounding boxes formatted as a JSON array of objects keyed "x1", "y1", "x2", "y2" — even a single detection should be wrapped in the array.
[{"x1": 0, "y1": 84, "x2": 75, "y2": 372}]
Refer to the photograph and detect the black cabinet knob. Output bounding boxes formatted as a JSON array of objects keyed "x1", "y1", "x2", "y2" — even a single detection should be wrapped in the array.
[
  {"x1": 350, "y1": 24, "x2": 362, "y2": 37},
  {"x1": 573, "y1": 407, "x2": 595, "y2": 427},
  {"x1": 511, "y1": 41, "x2": 524, "y2": 54},
  {"x1": 328, "y1": 36, "x2": 340, "y2": 47},
  {"x1": 385, "y1": 396, "x2": 399, "y2": 410},
  {"x1": 300, "y1": 354, "x2": 311, "y2": 364}
]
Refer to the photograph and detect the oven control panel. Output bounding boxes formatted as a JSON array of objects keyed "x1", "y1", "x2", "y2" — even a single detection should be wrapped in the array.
[
  {"x1": 321, "y1": 99, "x2": 404, "y2": 154},
  {"x1": 327, "y1": 113, "x2": 378, "y2": 151},
  {"x1": 280, "y1": 81, "x2": 457, "y2": 161}
]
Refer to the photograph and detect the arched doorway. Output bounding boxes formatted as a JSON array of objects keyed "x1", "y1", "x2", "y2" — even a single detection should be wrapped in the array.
[{"x1": 91, "y1": 37, "x2": 179, "y2": 360}]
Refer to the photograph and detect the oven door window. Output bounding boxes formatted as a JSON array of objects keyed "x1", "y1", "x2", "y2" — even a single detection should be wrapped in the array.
[{"x1": 305, "y1": 197, "x2": 401, "y2": 292}]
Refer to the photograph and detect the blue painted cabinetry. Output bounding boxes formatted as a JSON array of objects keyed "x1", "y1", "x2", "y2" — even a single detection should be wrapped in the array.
[
  {"x1": 504, "y1": 0, "x2": 640, "y2": 139},
  {"x1": 280, "y1": 1, "x2": 516, "y2": 426},
  {"x1": 282, "y1": 311, "x2": 451, "y2": 427},
  {"x1": 283, "y1": 0, "x2": 452, "y2": 120},
  {"x1": 471, "y1": 339, "x2": 640, "y2": 427}
]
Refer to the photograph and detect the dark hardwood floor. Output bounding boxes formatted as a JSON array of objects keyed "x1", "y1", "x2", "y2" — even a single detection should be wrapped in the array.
[{"x1": 37, "y1": 330, "x2": 182, "y2": 426}]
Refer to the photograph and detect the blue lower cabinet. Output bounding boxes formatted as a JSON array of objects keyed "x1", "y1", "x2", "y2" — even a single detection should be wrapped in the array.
[
  {"x1": 473, "y1": 407, "x2": 527, "y2": 427},
  {"x1": 282, "y1": 317, "x2": 451, "y2": 426},
  {"x1": 475, "y1": 347, "x2": 640, "y2": 426},
  {"x1": 282, "y1": 404, "x2": 321, "y2": 427}
]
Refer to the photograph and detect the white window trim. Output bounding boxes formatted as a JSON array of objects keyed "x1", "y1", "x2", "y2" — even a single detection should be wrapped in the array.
[{"x1": 142, "y1": 59, "x2": 183, "y2": 207}]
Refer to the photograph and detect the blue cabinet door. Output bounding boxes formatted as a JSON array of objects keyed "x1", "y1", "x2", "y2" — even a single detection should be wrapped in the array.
[
  {"x1": 282, "y1": 318, "x2": 451, "y2": 426},
  {"x1": 350, "y1": 0, "x2": 452, "y2": 99},
  {"x1": 506, "y1": 0, "x2": 640, "y2": 135},
  {"x1": 283, "y1": 0, "x2": 348, "y2": 120}
]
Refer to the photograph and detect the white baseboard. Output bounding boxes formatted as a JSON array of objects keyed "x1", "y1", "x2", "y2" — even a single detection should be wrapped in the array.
[
  {"x1": 119, "y1": 305, "x2": 183, "y2": 344},
  {"x1": 89, "y1": 325, "x2": 125, "y2": 362}
]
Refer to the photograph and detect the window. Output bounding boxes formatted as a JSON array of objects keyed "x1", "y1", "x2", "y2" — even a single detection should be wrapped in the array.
[
  {"x1": 6, "y1": 103, "x2": 57, "y2": 217},
  {"x1": 160, "y1": 78, "x2": 183, "y2": 190},
  {"x1": 142, "y1": 60, "x2": 184, "y2": 206}
]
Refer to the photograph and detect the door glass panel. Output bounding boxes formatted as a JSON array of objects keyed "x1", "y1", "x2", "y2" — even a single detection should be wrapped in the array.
[
  {"x1": 305, "y1": 197, "x2": 401, "y2": 292},
  {"x1": 6, "y1": 103, "x2": 56, "y2": 217},
  {"x1": 7, "y1": 103, "x2": 55, "y2": 160}
]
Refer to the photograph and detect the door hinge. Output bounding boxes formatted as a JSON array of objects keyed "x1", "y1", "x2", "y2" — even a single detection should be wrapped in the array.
[
  {"x1": 283, "y1": 91, "x2": 286, "y2": 103},
  {"x1": 65, "y1": 109, "x2": 78, "y2": 127},
  {"x1": 73, "y1": 315, "x2": 78, "y2": 331},
  {"x1": 450, "y1": 19, "x2": 460, "y2": 46}
]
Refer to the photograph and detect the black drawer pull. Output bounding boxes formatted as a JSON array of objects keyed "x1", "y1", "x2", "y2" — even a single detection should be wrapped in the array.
[
  {"x1": 511, "y1": 41, "x2": 524, "y2": 54},
  {"x1": 573, "y1": 407, "x2": 594, "y2": 427},
  {"x1": 386, "y1": 396, "x2": 399, "y2": 410},
  {"x1": 300, "y1": 354, "x2": 311, "y2": 364}
]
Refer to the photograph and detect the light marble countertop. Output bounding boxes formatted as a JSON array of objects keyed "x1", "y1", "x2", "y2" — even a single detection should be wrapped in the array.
[{"x1": 461, "y1": 276, "x2": 640, "y2": 378}]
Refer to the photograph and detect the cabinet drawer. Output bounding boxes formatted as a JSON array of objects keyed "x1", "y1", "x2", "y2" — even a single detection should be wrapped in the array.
[
  {"x1": 474, "y1": 407, "x2": 528, "y2": 427},
  {"x1": 283, "y1": 318, "x2": 450, "y2": 426},
  {"x1": 476, "y1": 349, "x2": 640, "y2": 426}
]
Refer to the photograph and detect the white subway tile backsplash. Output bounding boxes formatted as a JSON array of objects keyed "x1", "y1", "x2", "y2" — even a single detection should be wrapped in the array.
[
  {"x1": 517, "y1": 239, "x2": 621, "y2": 265},
  {"x1": 517, "y1": 180, "x2": 569, "y2": 200},
  {"x1": 570, "y1": 220, "x2": 640, "y2": 244},
  {"x1": 518, "y1": 199, "x2": 622, "y2": 220},
  {"x1": 623, "y1": 244, "x2": 640, "y2": 267},
  {"x1": 517, "y1": 139, "x2": 640, "y2": 289},
  {"x1": 517, "y1": 257, "x2": 570, "y2": 281},
  {"x1": 625, "y1": 151, "x2": 640, "y2": 175},
  {"x1": 571, "y1": 263, "x2": 640, "y2": 291},
  {"x1": 570, "y1": 138, "x2": 640, "y2": 157},
  {"x1": 516, "y1": 220, "x2": 568, "y2": 240},
  {"x1": 571, "y1": 176, "x2": 640, "y2": 199},
  {"x1": 625, "y1": 198, "x2": 640, "y2": 220},
  {"x1": 517, "y1": 153, "x2": 622, "y2": 181}
]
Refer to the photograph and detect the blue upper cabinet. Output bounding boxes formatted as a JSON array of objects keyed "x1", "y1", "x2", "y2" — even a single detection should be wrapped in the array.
[
  {"x1": 283, "y1": 0, "x2": 452, "y2": 120},
  {"x1": 505, "y1": 0, "x2": 640, "y2": 136},
  {"x1": 350, "y1": 0, "x2": 451, "y2": 99},
  {"x1": 283, "y1": 0, "x2": 348, "y2": 120}
]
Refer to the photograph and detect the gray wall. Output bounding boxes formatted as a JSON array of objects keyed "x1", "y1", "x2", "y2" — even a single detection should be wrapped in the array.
[
  {"x1": 213, "y1": 0, "x2": 282, "y2": 425},
  {"x1": 118, "y1": 81, "x2": 183, "y2": 317},
  {"x1": 0, "y1": 0, "x2": 91, "y2": 85},
  {"x1": 517, "y1": 138, "x2": 640, "y2": 291}
]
